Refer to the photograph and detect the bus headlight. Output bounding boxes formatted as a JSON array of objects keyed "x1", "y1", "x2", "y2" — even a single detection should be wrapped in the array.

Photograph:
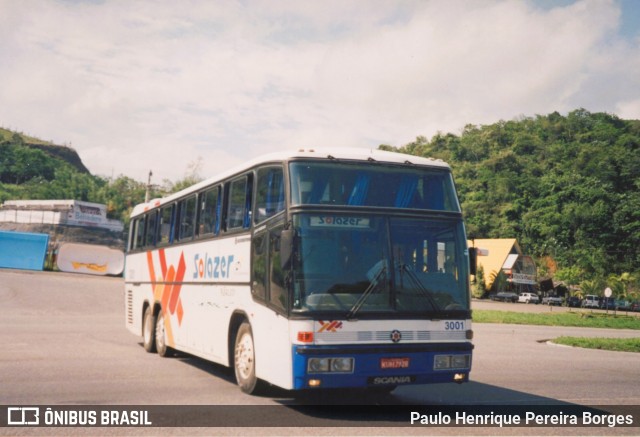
[
  {"x1": 308, "y1": 357, "x2": 354, "y2": 373},
  {"x1": 451, "y1": 354, "x2": 470, "y2": 369},
  {"x1": 308, "y1": 358, "x2": 330, "y2": 373},
  {"x1": 434, "y1": 354, "x2": 470, "y2": 370},
  {"x1": 330, "y1": 357, "x2": 354, "y2": 373},
  {"x1": 434, "y1": 355, "x2": 451, "y2": 370}
]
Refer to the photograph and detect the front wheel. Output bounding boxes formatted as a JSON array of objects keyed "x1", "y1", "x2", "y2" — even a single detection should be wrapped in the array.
[{"x1": 234, "y1": 322, "x2": 259, "y2": 394}]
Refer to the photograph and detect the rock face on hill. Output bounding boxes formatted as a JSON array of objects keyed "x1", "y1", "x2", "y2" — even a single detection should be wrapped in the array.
[{"x1": 25, "y1": 143, "x2": 90, "y2": 174}]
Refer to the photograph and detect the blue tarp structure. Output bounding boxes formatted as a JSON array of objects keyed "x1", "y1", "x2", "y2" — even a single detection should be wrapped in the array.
[{"x1": 0, "y1": 230, "x2": 49, "y2": 271}]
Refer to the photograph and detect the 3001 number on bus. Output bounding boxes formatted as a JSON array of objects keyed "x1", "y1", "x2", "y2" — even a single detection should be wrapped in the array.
[{"x1": 444, "y1": 321, "x2": 465, "y2": 330}]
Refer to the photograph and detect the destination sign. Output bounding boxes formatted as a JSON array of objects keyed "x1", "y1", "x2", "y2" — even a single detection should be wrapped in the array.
[{"x1": 309, "y1": 216, "x2": 370, "y2": 228}]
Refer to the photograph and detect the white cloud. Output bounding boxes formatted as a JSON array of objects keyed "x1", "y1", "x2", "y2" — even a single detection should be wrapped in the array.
[
  {"x1": 616, "y1": 99, "x2": 640, "y2": 120},
  {"x1": 0, "y1": 0, "x2": 638, "y2": 182}
]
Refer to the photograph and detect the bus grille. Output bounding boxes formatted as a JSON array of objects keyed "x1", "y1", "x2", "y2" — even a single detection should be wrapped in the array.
[
  {"x1": 316, "y1": 330, "x2": 467, "y2": 344},
  {"x1": 126, "y1": 290, "x2": 133, "y2": 325}
]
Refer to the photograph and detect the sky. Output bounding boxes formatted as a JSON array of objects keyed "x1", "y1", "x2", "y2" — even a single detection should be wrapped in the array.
[{"x1": 1, "y1": 0, "x2": 639, "y2": 183}]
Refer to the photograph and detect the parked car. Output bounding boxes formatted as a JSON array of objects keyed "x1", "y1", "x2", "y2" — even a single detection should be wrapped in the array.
[
  {"x1": 542, "y1": 295, "x2": 563, "y2": 306},
  {"x1": 566, "y1": 296, "x2": 582, "y2": 308},
  {"x1": 518, "y1": 292, "x2": 539, "y2": 304},
  {"x1": 615, "y1": 300, "x2": 632, "y2": 311},
  {"x1": 491, "y1": 292, "x2": 518, "y2": 302},
  {"x1": 582, "y1": 295, "x2": 600, "y2": 308},
  {"x1": 600, "y1": 297, "x2": 616, "y2": 310},
  {"x1": 631, "y1": 302, "x2": 640, "y2": 312}
]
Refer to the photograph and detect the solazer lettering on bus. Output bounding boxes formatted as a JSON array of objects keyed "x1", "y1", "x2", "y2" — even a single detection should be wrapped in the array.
[{"x1": 193, "y1": 253, "x2": 234, "y2": 279}]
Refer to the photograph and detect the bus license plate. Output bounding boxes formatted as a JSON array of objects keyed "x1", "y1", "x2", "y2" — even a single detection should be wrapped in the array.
[{"x1": 380, "y1": 357, "x2": 410, "y2": 369}]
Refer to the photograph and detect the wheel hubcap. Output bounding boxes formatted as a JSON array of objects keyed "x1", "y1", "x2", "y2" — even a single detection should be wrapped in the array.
[
  {"x1": 235, "y1": 334, "x2": 254, "y2": 379},
  {"x1": 144, "y1": 312, "x2": 152, "y2": 343},
  {"x1": 156, "y1": 315, "x2": 165, "y2": 349}
]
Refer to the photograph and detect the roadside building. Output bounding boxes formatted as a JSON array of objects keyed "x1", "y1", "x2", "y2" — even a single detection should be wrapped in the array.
[
  {"x1": 0, "y1": 199, "x2": 125, "y2": 250},
  {"x1": 469, "y1": 238, "x2": 537, "y2": 294},
  {"x1": 0, "y1": 200, "x2": 125, "y2": 274},
  {"x1": 0, "y1": 200, "x2": 123, "y2": 232}
]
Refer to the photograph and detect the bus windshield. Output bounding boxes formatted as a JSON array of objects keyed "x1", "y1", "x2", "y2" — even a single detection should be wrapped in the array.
[
  {"x1": 290, "y1": 214, "x2": 470, "y2": 317},
  {"x1": 289, "y1": 161, "x2": 460, "y2": 211}
]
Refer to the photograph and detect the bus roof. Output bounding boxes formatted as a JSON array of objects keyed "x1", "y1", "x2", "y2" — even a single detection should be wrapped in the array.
[{"x1": 131, "y1": 148, "x2": 450, "y2": 217}]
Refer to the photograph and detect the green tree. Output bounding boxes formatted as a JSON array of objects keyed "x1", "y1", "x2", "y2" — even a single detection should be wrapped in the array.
[
  {"x1": 381, "y1": 109, "x2": 640, "y2": 283},
  {"x1": 489, "y1": 270, "x2": 508, "y2": 293},
  {"x1": 580, "y1": 278, "x2": 605, "y2": 299},
  {"x1": 473, "y1": 265, "x2": 487, "y2": 298}
]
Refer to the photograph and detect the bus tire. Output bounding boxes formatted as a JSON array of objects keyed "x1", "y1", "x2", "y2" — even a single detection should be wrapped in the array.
[
  {"x1": 142, "y1": 306, "x2": 156, "y2": 353},
  {"x1": 155, "y1": 311, "x2": 173, "y2": 357},
  {"x1": 234, "y1": 322, "x2": 258, "y2": 394}
]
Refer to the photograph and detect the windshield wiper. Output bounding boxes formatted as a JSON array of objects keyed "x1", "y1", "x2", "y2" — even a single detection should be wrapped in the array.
[
  {"x1": 346, "y1": 261, "x2": 387, "y2": 320},
  {"x1": 397, "y1": 264, "x2": 441, "y2": 311}
]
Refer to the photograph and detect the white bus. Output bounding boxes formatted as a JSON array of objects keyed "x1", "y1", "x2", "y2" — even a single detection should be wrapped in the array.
[{"x1": 125, "y1": 148, "x2": 474, "y2": 394}]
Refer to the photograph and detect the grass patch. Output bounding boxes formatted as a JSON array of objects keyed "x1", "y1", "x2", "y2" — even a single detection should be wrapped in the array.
[
  {"x1": 553, "y1": 337, "x2": 640, "y2": 353},
  {"x1": 473, "y1": 309, "x2": 640, "y2": 330}
]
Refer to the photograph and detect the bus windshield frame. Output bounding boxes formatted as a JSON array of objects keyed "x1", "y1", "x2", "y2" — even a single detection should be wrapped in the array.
[{"x1": 287, "y1": 160, "x2": 470, "y2": 320}]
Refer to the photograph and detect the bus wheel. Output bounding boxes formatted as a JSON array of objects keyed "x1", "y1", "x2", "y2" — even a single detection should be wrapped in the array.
[
  {"x1": 234, "y1": 322, "x2": 258, "y2": 394},
  {"x1": 142, "y1": 306, "x2": 156, "y2": 353},
  {"x1": 155, "y1": 311, "x2": 173, "y2": 357}
]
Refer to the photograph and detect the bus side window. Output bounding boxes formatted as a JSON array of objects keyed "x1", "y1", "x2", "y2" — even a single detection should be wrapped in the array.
[
  {"x1": 251, "y1": 226, "x2": 287, "y2": 314},
  {"x1": 177, "y1": 196, "x2": 196, "y2": 241},
  {"x1": 255, "y1": 166, "x2": 284, "y2": 224},
  {"x1": 269, "y1": 227, "x2": 287, "y2": 312},
  {"x1": 130, "y1": 218, "x2": 142, "y2": 250},
  {"x1": 158, "y1": 204, "x2": 175, "y2": 245},
  {"x1": 227, "y1": 174, "x2": 253, "y2": 230},
  {"x1": 198, "y1": 186, "x2": 220, "y2": 236},
  {"x1": 144, "y1": 211, "x2": 157, "y2": 248},
  {"x1": 251, "y1": 232, "x2": 268, "y2": 301}
]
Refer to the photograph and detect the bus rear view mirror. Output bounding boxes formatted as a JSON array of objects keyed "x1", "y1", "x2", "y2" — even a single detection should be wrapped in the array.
[
  {"x1": 280, "y1": 229, "x2": 294, "y2": 270},
  {"x1": 468, "y1": 247, "x2": 477, "y2": 276}
]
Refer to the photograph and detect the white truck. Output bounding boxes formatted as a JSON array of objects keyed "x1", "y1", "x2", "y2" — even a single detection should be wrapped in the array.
[{"x1": 582, "y1": 295, "x2": 600, "y2": 308}]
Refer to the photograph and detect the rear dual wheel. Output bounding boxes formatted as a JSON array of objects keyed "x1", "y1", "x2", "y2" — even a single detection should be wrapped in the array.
[
  {"x1": 142, "y1": 305, "x2": 173, "y2": 357},
  {"x1": 155, "y1": 311, "x2": 173, "y2": 357},
  {"x1": 142, "y1": 306, "x2": 156, "y2": 353}
]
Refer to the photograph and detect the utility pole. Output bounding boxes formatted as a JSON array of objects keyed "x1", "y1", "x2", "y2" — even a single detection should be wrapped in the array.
[{"x1": 145, "y1": 170, "x2": 153, "y2": 203}]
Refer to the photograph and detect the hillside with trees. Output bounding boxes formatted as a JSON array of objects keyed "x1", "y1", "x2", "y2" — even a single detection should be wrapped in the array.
[
  {"x1": 1, "y1": 128, "x2": 202, "y2": 229},
  {"x1": 381, "y1": 109, "x2": 640, "y2": 294},
  {"x1": 0, "y1": 129, "x2": 161, "y2": 226}
]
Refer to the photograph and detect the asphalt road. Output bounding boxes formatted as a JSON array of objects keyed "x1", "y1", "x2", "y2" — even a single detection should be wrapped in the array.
[{"x1": 0, "y1": 269, "x2": 639, "y2": 436}]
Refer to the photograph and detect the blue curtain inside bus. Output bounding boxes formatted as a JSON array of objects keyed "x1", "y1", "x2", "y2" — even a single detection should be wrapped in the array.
[{"x1": 289, "y1": 162, "x2": 459, "y2": 212}]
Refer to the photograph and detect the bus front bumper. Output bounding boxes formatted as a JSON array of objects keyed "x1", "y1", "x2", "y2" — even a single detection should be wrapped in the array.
[{"x1": 292, "y1": 342, "x2": 473, "y2": 390}]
